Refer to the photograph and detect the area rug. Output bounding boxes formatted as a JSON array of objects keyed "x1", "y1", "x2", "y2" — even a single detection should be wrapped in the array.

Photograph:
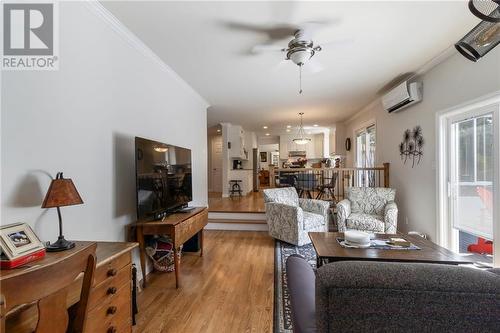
[{"x1": 274, "y1": 240, "x2": 317, "y2": 333}]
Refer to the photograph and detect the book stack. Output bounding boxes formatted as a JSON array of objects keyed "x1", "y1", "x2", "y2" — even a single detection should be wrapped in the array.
[{"x1": 1, "y1": 249, "x2": 46, "y2": 269}]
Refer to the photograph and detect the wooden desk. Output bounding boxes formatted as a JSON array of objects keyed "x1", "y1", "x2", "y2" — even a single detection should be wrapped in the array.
[
  {"x1": 133, "y1": 207, "x2": 208, "y2": 288},
  {"x1": 3, "y1": 241, "x2": 138, "y2": 333}
]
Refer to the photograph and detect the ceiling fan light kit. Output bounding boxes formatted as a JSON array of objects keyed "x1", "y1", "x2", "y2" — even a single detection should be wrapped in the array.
[
  {"x1": 284, "y1": 30, "x2": 324, "y2": 94},
  {"x1": 292, "y1": 112, "x2": 311, "y2": 145},
  {"x1": 285, "y1": 33, "x2": 321, "y2": 66}
]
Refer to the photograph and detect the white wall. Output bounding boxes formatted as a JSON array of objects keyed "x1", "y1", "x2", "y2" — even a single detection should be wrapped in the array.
[
  {"x1": 337, "y1": 48, "x2": 500, "y2": 240},
  {"x1": 1, "y1": 2, "x2": 208, "y2": 272}
]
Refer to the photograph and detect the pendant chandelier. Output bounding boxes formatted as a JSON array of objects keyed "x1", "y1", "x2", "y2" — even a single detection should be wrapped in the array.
[{"x1": 292, "y1": 112, "x2": 311, "y2": 145}]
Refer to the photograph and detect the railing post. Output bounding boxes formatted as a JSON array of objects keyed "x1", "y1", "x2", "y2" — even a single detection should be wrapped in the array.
[
  {"x1": 269, "y1": 166, "x2": 275, "y2": 188},
  {"x1": 383, "y1": 163, "x2": 390, "y2": 187}
]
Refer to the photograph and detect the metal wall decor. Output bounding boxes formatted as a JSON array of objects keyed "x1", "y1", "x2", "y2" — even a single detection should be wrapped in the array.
[{"x1": 399, "y1": 126, "x2": 424, "y2": 167}]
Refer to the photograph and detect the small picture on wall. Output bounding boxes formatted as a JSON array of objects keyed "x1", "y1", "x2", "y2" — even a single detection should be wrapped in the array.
[
  {"x1": 0, "y1": 223, "x2": 45, "y2": 260},
  {"x1": 260, "y1": 152, "x2": 267, "y2": 163}
]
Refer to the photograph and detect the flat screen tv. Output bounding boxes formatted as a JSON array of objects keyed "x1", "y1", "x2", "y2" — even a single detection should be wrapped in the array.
[{"x1": 135, "y1": 137, "x2": 192, "y2": 220}]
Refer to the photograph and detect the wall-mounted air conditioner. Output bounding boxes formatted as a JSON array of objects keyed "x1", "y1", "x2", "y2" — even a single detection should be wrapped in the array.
[{"x1": 382, "y1": 81, "x2": 423, "y2": 113}]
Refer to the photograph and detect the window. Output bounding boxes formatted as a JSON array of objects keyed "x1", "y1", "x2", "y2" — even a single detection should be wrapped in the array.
[
  {"x1": 438, "y1": 93, "x2": 500, "y2": 267},
  {"x1": 356, "y1": 124, "x2": 376, "y2": 186}
]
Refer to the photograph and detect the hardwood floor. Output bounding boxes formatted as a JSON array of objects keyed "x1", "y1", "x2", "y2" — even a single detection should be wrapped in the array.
[
  {"x1": 134, "y1": 231, "x2": 275, "y2": 333},
  {"x1": 208, "y1": 191, "x2": 265, "y2": 213}
]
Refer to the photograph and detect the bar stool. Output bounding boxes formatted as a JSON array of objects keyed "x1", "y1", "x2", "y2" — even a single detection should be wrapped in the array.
[{"x1": 229, "y1": 180, "x2": 242, "y2": 198}]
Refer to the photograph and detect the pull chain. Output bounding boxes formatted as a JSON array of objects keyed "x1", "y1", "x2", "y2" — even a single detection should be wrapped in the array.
[{"x1": 299, "y1": 64, "x2": 303, "y2": 94}]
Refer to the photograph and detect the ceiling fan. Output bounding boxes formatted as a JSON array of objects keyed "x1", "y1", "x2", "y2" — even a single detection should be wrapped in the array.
[{"x1": 223, "y1": 20, "x2": 351, "y2": 94}]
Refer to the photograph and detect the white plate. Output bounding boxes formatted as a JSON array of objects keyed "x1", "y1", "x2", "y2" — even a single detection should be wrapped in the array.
[{"x1": 341, "y1": 240, "x2": 371, "y2": 249}]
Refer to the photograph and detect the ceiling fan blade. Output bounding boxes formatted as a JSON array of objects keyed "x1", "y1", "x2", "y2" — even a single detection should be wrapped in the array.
[
  {"x1": 298, "y1": 19, "x2": 337, "y2": 40},
  {"x1": 251, "y1": 44, "x2": 285, "y2": 54},
  {"x1": 221, "y1": 20, "x2": 296, "y2": 41}
]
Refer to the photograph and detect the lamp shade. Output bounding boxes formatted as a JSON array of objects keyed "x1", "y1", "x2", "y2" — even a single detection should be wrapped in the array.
[{"x1": 41, "y1": 172, "x2": 83, "y2": 208}]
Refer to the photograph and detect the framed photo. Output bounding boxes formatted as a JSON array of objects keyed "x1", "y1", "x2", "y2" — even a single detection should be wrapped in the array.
[
  {"x1": 0, "y1": 223, "x2": 45, "y2": 260},
  {"x1": 260, "y1": 152, "x2": 267, "y2": 163}
]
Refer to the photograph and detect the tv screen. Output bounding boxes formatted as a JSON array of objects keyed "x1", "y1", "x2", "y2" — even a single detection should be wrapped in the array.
[{"x1": 135, "y1": 137, "x2": 192, "y2": 220}]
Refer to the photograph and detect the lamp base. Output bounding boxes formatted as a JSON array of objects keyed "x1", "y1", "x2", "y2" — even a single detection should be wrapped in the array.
[{"x1": 46, "y1": 236, "x2": 75, "y2": 252}]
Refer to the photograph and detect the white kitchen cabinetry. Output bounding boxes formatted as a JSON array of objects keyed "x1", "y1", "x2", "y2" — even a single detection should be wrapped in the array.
[
  {"x1": 228, "y1": 125, "x2": 247, "y2": 159},
  {"x1": 280, "y1": 133, "x2": 324, "y2": 159},
  {"x1": 313, "y1": 133, "x2": 324, "y2": 159},
  {"x1": 279, "y1": 135, "x2": 289, "y2": 158}
]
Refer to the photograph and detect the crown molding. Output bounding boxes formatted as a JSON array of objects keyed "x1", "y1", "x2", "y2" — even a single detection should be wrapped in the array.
[{"x1": 83, "y1": 0, "x2": 209, "y2": 108}]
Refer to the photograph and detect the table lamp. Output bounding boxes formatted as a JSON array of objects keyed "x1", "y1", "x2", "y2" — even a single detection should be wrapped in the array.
[{"x1": 41, "y1": 172, "x2": 83, "y2": 252}]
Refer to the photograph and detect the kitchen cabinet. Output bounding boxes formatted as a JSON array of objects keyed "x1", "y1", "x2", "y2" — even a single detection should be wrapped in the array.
[
  {"x1": 280, "y1": 133, "x2": 324, "y2": 159},
  {"x1": 228, "y1": 125, "x2": 247, "y2": 159},
  {"x1": 313, "y1": 133, "x2": 324, "y2": 159}
]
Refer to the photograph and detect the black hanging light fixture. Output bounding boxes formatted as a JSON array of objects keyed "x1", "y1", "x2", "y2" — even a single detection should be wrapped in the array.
[
  {"x1": 469, "y1": 0, "x2": 500, "y2": 22},
  {"x1": 455, "y1": 0, "x2": 500, "y2": 62}
]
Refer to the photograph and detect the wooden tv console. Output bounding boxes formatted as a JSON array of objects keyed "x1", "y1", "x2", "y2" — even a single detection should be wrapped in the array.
[{"x1": 133, "y1": 207, "x2": 208, "y2": 289}]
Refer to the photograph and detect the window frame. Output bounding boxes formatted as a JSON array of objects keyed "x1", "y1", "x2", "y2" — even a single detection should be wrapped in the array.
[{"x1": 436, "y1": 91, "x2": 500, "y2": 267}]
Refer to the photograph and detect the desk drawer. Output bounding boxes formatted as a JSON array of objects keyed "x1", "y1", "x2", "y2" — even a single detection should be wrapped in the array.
[
  {"x1": 175, "y1": 209, "x2": 208, "y2": 245},
  {"x1": 94, "y1": 252, "x2": 131, "y2": 286},
  {"x1": 85, "y1": 282, "x2": 132, "y2": 333},
  {"x1": 89, "y1": 264, "x2": 131, "y2": 309}
]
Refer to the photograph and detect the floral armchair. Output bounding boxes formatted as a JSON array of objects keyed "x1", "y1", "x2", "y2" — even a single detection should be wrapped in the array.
[
  {"x1": 263, "y1": 187, "x2": 330, "y2": 246},
  {"x1": 336, "y1": 187, "x2": 397, "y2": 234}
]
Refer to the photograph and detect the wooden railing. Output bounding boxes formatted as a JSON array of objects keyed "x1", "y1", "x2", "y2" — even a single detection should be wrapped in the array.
[{"x1": 269, "y1": 163, "x2": 390, "y2": 202}]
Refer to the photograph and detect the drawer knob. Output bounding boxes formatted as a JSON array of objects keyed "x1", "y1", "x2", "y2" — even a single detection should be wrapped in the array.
[
  {"x1": 107, "y1": 306, "x2": 117, "y2": 315},
  {"x1": 107, "y1": 327, "x2": 117, "y2": 333},
  {"x1": 107, "y1": 286, "x2": 117, "y2": 295},
  {"x1": 107, "y1": 268, "x2": 117, "y2": 277}
]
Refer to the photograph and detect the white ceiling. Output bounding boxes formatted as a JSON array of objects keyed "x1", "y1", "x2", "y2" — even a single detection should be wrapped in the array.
[{"x1": 102, "y1": 1, "x2": 478, "y2": 134}]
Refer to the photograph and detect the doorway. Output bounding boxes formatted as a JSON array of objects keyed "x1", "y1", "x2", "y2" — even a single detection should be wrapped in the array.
[{"x1": 211, "y1": 135, "x2": 223, "y2": 193}]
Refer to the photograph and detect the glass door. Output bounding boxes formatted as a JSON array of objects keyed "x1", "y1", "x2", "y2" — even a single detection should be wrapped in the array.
[
  {"x1": 448, "y1": 110, "x2": 495, "y2": 264},
  {"x1": 356, "y1": 124, "x2": 376, "y2": 186}
]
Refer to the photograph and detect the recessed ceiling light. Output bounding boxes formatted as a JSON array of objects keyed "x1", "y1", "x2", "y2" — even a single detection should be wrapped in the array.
[
  {"x1": 265, "y1": 133, "x2": 270, "y2": 136},
  {"x1": 313, "y1": 124, "x2": 319, "y2": 127},
  {"x1": 286, "y1": 129, "x2": 291, "y2": 132},
  {"x1": 217, "y1": 129, "x2": 221, "y2": 133},
  {"x1": 263, "y1": 126, "x2": 268, "y2": 129},
  {"x1": 286, "y1": 125, "x2": 292, "y2": 129}
]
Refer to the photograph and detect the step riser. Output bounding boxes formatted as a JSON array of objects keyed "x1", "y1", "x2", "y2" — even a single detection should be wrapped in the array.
[
  {"x1": 208, "y1": 212, "x2": 266, "y2": 220},
  {"x1": 207, "y1": 212, "x2": 267, "y2": 231},
  {"x1": 206, "y1": 223, "x2": 268, "y2": 231}
]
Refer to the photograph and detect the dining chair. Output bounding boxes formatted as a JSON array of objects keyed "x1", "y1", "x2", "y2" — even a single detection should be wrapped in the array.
[{"x1": 316, "y1": 172, "x2": 338, "y2": 202}]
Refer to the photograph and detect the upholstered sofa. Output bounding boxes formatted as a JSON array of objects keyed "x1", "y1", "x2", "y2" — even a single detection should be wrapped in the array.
[
  {"x1": 263, "y1": 187, "x2": 330, "y2": 246},
  {"x1": 286, "y1": 255, "x2": 500, "y2": 333},
  {"x1": 336, "y1": 187, "x2": 397, "y2": 233}
]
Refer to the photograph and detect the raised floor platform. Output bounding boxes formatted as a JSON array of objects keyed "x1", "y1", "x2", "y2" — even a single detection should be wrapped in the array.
[
  {"x1": 208, "y1": 191, "x2": 265, "y2": 213},
  {"x1": 208, "y1": 191, "x2": 267, "y2": 230}
]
